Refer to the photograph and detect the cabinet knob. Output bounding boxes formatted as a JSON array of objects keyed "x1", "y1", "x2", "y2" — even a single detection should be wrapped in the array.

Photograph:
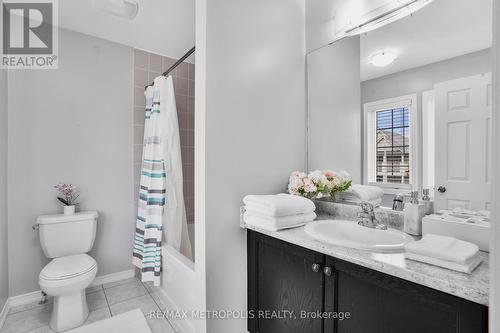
[
  {"x1": 323, "y1": 266, "x2": 333, "y2": 276},
  {"x1": 437, "y1": 186, "x2": 446, "y2": 193},
  {"x1": 312, "y1": 263, "x2": 321, "y2": 273}
]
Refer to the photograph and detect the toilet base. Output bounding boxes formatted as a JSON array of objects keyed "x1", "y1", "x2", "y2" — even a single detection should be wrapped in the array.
[{"x1": 49, "y1": 290, "x2": 89, "y2": 332}]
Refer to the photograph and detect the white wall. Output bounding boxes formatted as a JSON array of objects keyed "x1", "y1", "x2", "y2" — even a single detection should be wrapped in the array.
[
  {"x1": 198, "y1": 0, "x2": 307, "y2": 331},
  {"x1": 0, "y1": 68, "x2": 8, "y2": 310},
  {"x1": 193, "y1": 0, "x2": 207, "y2": 330},
  {"x1": 306, "y1": 0, "x2": 339, "y2": 53},
  {"x1": 307, "y1": 36, "x2": 361, "y2": 182},
  {"x1": 7, "y1": 28, "x2": 134, "y2": 296},
  {"x1": 0, "y1": 2, "x2": 7, "y2": 308},
  {"x1": 490, "y1": 0, "x2": 499, "y2": 330}
]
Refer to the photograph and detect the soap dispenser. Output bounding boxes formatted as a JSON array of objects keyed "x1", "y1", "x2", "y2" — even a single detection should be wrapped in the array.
[
  {"x1": 404, "y1": 191, "x2": 425, "y2": 236},
  {"x1": 422, "y1": 188, "x2": 434, "y2": 215}
]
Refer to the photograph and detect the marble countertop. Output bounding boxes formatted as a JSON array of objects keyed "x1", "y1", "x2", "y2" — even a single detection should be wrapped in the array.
[{"x1": 243, "y1": 218, "x2": 489, "y2": 306}]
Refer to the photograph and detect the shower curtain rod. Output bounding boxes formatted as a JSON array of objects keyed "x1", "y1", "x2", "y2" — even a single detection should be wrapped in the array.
[{"x1": 145, "y1": 46, "x2": 195, "y2": 89}]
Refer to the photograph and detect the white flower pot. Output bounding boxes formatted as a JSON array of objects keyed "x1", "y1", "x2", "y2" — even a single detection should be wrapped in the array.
[{"x1": 64, "y1": 205, "x2": 76, "y2": 215}]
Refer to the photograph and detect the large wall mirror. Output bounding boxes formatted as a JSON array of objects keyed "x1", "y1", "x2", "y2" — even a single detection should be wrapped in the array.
[{"x1": 306, "y1": 0, "x2": 493, "y2": 210}]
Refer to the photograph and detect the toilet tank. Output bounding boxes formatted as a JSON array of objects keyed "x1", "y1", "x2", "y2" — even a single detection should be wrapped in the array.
[{"x1": 37, "y1": 211, "x2": 98, "y2": 258}]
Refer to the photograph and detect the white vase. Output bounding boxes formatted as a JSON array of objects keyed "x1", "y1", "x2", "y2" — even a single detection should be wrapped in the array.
[{"x1": 64, "y1": 205, "x2": 76, "y2": 215}]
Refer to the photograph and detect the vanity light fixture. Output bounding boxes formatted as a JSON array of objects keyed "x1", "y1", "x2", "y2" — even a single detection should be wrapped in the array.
[
  {"x1": 369, "y1": 51, "x2": 398, "y2": 67},
  {"x1": 344, "y1": 0, "x2": 434, "y2": 37}
]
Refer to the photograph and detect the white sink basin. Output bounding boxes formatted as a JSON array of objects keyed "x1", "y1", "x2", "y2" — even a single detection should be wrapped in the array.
[{"x1": 305, "y1": 220, "x2": 412, "y2": 253}]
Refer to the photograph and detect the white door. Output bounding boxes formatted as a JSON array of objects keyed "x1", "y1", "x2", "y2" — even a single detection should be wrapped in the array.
[{"x1": 434, "y1": 74, "x2": 492, "y2": 211}]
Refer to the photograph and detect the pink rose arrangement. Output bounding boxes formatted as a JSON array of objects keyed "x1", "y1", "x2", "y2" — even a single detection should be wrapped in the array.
[
  {"x1": 288, "y1": 170, "x2": 352, "y2": 199},
  {"x1": 53, "y1": 183, "x2": 80, "y2": 206}
]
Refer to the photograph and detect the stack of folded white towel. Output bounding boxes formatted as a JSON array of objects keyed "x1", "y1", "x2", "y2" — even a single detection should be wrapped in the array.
[
  {"x1": 336, "y1": 184, "x2": 384, "y2": 207},
  {"x1": 405, "y1": 234, "x2": 482, "y2": 274},
  {"x1": 243, "y1": 193, "x2": 316, "y2": 231}
]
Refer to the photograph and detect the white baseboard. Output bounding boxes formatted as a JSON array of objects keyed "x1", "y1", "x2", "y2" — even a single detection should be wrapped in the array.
[
  {"x1": 0, "y1": 269, "x2": 136, "y2": 331},
  {"x1": 7, "y1": 269, "x2": 135, "y2": 308},
  {"x1": 0, "y1": 299, "x2": 10, "y2": 330},
  {"x1": 1, "y1": 290, "x2": 43, "y2": 330},
  {"x1": 9, "y1": 290, "x2": 43, "y2": 308},
  {"x1": 90, "y1": 269, "x2": 136, "y2": 287},
  {"x1": 153, "y1": 286, "x2": 195, "y2": 333}
]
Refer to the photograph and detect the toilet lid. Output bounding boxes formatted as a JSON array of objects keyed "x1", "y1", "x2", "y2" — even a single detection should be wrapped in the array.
[{"x1": 40, "y1": 254, "x2": 97, "y2": 280}]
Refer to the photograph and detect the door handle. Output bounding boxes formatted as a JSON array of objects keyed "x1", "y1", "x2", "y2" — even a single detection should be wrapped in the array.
[
  {"x1": 312, "y1": 263, "x2": 321, "y2": 273},
  {"x1": 437, "y1": 186, "x2": 446, "y2": 193},
  {"x1": 323, "y1": 266, "x2": 333, "y2": 276}
]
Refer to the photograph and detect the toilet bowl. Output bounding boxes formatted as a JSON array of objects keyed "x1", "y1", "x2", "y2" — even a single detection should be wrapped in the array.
[
  {"x1": 39, "y1": 254, "x2": 97, "y2": 332},
  {"x1": 36, "y1": 211, "x2": 98, "y2": 332}
]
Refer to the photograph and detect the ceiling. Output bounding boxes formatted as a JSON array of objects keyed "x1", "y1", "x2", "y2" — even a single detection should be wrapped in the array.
[
  {"x1": 58, "y1": 0, "x2": 195, "y2": 62},
  {"x1": 360, "y1": 0, "x2": 492, "y2": 81}
]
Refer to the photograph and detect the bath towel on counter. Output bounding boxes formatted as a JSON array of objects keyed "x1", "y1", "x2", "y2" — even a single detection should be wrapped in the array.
[
  {"x1": 405, "y1": 252, "x2": 481, "y2": 274},
  {"x1": 243, "y1": 193, "x2": 315, "y2": 217},
  {"x1": 243, "y1": 211, "x2": 317, "y2": 231},
  {"x1": 405, "y1": 234, "x2": 479, "y2": 264},
  {"x1": 404, "y1": 234, "x2": 482, "y2": 273}
]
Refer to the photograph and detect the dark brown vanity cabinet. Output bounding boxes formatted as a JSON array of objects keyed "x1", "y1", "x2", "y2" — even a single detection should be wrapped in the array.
[
  {"x1": 247, "y1": 230, "x2": 325, "y2": 333},
  {"x1": 247, "y1": 230, "x2": 488, "y2": 333}
]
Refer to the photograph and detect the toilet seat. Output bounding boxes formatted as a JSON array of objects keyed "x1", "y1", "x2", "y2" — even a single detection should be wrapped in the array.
[
  {"x1": 40, "y1": 254, "x2": 97, "y2": 281},
  {"x1": 39, "y1": 254, "x2": 98, "y2": 296}
]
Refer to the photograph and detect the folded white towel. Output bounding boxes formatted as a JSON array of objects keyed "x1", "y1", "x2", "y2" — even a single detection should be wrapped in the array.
[
  {"x1": 243, "y1": 193, "x2": 315, "y2": 217},
  {"x1": 404, "y1": 234, "x2": 479, "y2": 265},
  {"x1": 337, "y1": 184, "x2": 384, "y2": 202},
  {"x1": 405, "y1": 252, "x2": 482, "y2": 274},
  {"x1": 243, "y1": 211, "x2": 316, "y2": 231}
]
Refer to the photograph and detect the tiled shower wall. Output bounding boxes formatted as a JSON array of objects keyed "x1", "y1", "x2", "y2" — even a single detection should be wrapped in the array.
[{"x1": 133, "y1": 49, "x2": 195, "y2": 225}]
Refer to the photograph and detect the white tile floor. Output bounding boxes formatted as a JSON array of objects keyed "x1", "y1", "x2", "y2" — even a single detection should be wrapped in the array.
[{"x1": 1, "y1": 278, "x2": 180, "y2": 333}]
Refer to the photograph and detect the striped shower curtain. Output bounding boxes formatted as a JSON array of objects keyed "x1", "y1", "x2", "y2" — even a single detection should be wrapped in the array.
[
  {"x1": 132, "y1": 75, "x2": 192, "y2": 285},
  {"x1": 132, "y1": 77, "x2": 168, "y2": 285}
]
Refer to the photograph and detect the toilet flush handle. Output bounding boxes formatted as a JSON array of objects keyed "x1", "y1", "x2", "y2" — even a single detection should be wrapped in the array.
[{"x1": 32, "y1": 223, "x2": 39, "y2": 230}]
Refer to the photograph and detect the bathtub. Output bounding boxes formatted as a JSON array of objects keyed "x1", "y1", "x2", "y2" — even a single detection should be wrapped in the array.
[{"x1": 157, "y1": 243, "x2": 196, "y2": 333}]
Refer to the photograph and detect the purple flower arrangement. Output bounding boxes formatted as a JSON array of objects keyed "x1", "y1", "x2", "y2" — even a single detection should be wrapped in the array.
[{"x1": 53, "y1": 183, "x2": 79, "y2": 206}]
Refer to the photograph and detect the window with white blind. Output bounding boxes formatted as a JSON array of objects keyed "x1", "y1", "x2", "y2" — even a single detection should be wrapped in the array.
[
  {"x1": 364, "y1": 94, "x2": 418, "y2": 192},
  {"x1": 376, "y1": 107, "x2": 410, "y2": 185}
]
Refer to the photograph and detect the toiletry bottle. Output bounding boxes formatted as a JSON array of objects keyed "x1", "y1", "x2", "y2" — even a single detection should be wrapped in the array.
[
  {"x1": 404, "y1": 191, "x2": 425, "y2": 236},
  {"x1": 422, "y1": 188, "x2": 434, "y2": 215},
  {"x1": 392, "y1": 194, "x2": 405, "y2": 211}
]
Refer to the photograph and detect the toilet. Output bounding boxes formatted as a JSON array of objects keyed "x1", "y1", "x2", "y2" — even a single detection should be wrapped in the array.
[{"x1": 36, "y1": 211, "x2": 98, "y2": 332}]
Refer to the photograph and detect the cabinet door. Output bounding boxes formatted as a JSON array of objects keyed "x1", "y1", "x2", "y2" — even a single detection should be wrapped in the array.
[
  {"x1": 324, "y1": 256, "x2": 488, "y2": 333},
  {"x1": 248, "y1": 231, "x2": 325, "y2": 333}
]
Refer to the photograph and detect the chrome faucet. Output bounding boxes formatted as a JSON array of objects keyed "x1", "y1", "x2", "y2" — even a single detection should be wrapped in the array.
[{"x1": 357, "y1": 202, "x2": 387, "y2": 230}]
